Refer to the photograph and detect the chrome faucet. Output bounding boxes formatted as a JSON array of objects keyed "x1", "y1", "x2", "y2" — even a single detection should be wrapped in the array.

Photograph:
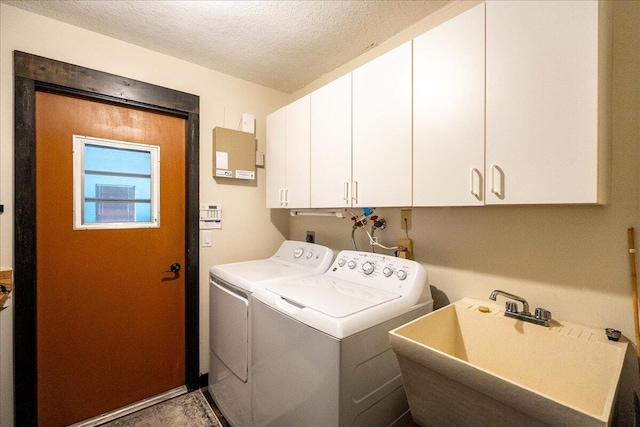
[
  {"x1": 489, "y1": 290, "x2": 531, "y2": 315},
  {"x1": 489, "y1": 290, "x2": 551, "y2": 327}
]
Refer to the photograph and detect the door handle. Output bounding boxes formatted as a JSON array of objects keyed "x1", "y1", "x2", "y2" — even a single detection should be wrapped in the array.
[{"x1": 162, "y1": 263, "x2": 181, "y2": 274}]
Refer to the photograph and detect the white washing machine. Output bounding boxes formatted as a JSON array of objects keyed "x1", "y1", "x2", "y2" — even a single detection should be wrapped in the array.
[
  {"x1": 251, "y1": 250, "x2": 433, "y2": 427},
  {"x1": 208, "y1": 241, "x2": 333, "y2": 427}
]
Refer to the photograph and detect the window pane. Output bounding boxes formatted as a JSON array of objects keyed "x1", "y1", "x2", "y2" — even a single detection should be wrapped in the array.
[
  {"x1": 84, "y1": 201, "x2": 151, "y2": 223},
  {"x1": 85, "y1": 144, "x2": 151, "y2": 175},
  {"x1": 74, "y1": 136, "x2": 159, "y2": 229}
]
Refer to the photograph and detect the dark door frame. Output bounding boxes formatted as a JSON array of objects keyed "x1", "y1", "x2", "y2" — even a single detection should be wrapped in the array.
[{"x1": 13, "y1": 51, "x2": 200, "y2": 426}]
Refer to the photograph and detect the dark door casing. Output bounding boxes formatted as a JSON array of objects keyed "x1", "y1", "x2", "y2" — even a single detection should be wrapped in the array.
[{"x1": 13, "y1": 51, "x2": 200, "y2": 426}]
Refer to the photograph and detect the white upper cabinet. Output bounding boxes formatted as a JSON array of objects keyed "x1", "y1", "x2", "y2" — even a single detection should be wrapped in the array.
[
  {"x1": 268, "y1": 1, "x2": 610, "y2": 210},
  {"x1": 485, "y1": 0, "x2": 610, "y2": 204},
  {"x1": 285, "y1": 95, "x2": 311, "y2": 208},
  {"x1": 352, "y1": 41, "x2": 413, "y2": 207},
  {"x1": 310, "y1": 74, "x2": 352, "y2": 208},
  {"x1": 413, "y1": 3, "x2": 485, "y2": 206},
  {"x1": 266, "y1": 95, "x2": 311, "y2": 208},
  {"x1": 266, "y1": 106, "x2": 286, "y2": 208}
]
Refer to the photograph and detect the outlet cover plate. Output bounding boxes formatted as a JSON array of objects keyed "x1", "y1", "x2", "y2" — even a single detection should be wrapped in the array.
[{"x1": 306, "y1": 231, "x2": 315, "y2": 243}]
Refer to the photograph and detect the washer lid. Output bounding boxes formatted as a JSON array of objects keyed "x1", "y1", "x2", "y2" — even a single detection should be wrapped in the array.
[
  {"x1": 266, "y1": 276, "x2": 400, "y2": 318},
  {"x1": 211, "y1": 259, "x2": 310, "y2": 292}
]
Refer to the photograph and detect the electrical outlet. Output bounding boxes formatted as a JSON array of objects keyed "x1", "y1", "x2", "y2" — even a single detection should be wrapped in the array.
[
  {"x1": 306, "y1": 231, "x2": 315, "y2": 243},
  {"x1": 400, "y1": 210, "x2": 412, "y2": 231},
  {"x1": 397, "y1": 238, "x2": 413, "y2": 259}
]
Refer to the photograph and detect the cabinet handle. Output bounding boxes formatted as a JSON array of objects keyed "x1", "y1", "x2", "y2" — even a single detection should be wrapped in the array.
[
  {"x1": 352, "y1": 181, "x2": 358, "y2": 204},
  {"x1": 343, "y1": 182, "x2": 349, "y2": 204},
  {"x1": 279, "y1": 188, "x2": 284, "y2": 206},
  {"x1": 490, "y1": 165, "x2": 505, "y2": 200},
  {"x1": 470, "y1": 168, "x2": 483, "y2": 201},
  {"x1": 284, "y1": 188, "x2": 289, "y2": 207}
]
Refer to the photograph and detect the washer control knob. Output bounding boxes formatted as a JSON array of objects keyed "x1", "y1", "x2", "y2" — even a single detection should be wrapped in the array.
[
  {"x1": 362, "y1": 261, "x2": 375, "y2": 275},
  {"x1": 383, "y1": 267, "x2": 393, "y2": 277},
  {"x1": 348, "y1": 260, "x2": 357, "y2": 269},
  {"x1": 397, "y1": 270, "x2": 408, "y2": 281},
  {"x1": 306, "y1": 251, "x2": 313, "y2": 259},
  {"x1": 294, "y1": 248, "x2": 304, "y2": 258},
  {"x1": 337, "y1": 259, "x2": 346, "y2": 267}
]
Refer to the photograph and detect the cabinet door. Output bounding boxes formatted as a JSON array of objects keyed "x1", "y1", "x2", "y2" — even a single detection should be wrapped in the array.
[
  {"x1": 413, "y1": 3, "x2": 485, "y2": 206},
  {"x1": 310, "y1": 74, "x2": 352, "y2": 208},
  {"x1": 284, "y1": 95, "x2": 311, "y2": 208},
  {"x1": 266, "y1": 106, "x2": 286, "y2": 208},
  {"x1": 486, "y1": 1, "x2": 601, "y2": 204},
  {"x1": 352, "y1": 41, "x2": 413, "y2": 207}
]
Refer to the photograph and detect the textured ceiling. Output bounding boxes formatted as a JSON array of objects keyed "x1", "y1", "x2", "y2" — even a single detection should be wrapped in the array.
[{"x1": 2, "y1": 0, "x2": 453, "y2": 93}]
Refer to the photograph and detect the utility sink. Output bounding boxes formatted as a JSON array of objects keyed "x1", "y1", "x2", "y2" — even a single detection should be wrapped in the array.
[{"x1": 389, "y1": 298, "x2": 627, "y2": 427}]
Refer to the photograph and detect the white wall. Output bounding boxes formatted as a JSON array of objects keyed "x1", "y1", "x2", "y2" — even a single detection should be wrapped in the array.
[
  {"x1": 288, "y1": 1, "x2": 640, "y2": 424},
  {"x1": 0, "y1": 4, "x2": 290, "y2": 425}
]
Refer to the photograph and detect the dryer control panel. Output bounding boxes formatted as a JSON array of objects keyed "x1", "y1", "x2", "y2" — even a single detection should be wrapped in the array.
[
  {"x1": 269, "y1": 240, "x2": 334, "y2": 271},
  {"x1": 327, "y1": 251, "x2": 428, "y2": 300}
]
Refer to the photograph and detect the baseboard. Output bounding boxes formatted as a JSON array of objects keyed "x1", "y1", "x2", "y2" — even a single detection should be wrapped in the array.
[{"x1": 199, "y1": 372, "x2": 209, "y2": 389}]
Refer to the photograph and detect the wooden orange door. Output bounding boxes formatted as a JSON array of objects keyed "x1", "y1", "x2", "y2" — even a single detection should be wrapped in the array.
[{"x1": 35, "y1": 92, "x2": 186, "y2": 426}]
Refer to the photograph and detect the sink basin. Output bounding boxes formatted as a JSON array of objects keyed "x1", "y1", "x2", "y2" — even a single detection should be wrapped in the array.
[{"x1": 389, "y1": 298, "x2": 627, "y2": 427}]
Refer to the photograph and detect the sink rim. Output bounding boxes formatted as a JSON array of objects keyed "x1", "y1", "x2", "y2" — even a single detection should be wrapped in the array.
[{"x1": 389, "y1": 298, "x2": 628, "y2": 424}]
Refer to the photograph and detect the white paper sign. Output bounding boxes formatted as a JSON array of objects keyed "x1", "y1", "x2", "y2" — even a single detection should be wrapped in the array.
[
  {"x1": 215, "y1": 151, "x2": 229, "y2": 169},
  {"x1": 236, "y1": 170, "x2": 255, "y2": 180}
]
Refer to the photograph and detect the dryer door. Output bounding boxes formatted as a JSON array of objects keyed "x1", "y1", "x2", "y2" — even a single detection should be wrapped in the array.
[{"x1": 210, "y1": 281, "x2": 249, "y2": 382}]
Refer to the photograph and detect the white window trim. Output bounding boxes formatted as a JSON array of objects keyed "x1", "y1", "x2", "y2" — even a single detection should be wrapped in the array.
[{"x1": 73, "y1": 135, "x2": 161, "y2": 230}]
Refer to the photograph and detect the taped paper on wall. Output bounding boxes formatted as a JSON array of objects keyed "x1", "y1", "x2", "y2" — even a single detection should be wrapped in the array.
[{"x1": 216, "y1": 151, "x2": 229, "y2": 169}]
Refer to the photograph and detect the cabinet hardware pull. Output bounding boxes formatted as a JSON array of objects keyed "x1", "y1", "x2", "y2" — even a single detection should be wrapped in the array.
[
  {"x1": 279, "y1": 188, "x2": 284, "y2": 206},
  {"x1": 471, "y1": 168, "x2": 483, "y2": 201},
  {"x1": 352, "y1": 181, "x2": 358, "y2": 204},
  {"x1": 343, "y1": 182, "x2": 349, "y2": 204},
  {"x1": 490, "y1": 165, "x2": 505, "y2": 200}
]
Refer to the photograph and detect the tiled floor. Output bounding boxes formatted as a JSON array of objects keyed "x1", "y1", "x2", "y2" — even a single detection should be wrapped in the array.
[
  {"x1": 102, "y1": 391, "x2": 219, "y2": 427},
  {"x1": 201, "y1": 388, "x2": 419, "y2": 427},
  {"x1": 202, "y1": 389, "x2": 231, "y2": 427}
]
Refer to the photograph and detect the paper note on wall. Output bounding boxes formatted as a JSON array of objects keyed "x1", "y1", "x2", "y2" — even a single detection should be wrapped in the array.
[{"x1": 216, "y1": 151, "x2": 229, "y2": 169}]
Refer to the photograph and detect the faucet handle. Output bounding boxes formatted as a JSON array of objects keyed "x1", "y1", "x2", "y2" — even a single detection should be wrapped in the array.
[
  {"x1": 505, "y1": 301, "x2": 519, "y2": 314},
  {"x1": 534, "y1": 308, "x2": 552, "y2": 322}
]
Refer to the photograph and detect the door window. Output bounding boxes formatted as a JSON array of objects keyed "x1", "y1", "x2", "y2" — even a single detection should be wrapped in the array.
[{"x1": 73, "y1": 135, "x2": 160, "y2": 229}]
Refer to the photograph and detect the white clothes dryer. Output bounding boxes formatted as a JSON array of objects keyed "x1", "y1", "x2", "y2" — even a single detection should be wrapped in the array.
[
  {"x1": 208, "y1": 241, "x2": 333, "y2": 427},
  {"x1": 251, "y1": 250, "x2": 433, "y2": 427}
]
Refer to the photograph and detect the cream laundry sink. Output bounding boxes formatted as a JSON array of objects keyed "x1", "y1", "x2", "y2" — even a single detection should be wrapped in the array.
[{"x1": 389, "y1": 298, "x2": 627, "y2": 427}]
